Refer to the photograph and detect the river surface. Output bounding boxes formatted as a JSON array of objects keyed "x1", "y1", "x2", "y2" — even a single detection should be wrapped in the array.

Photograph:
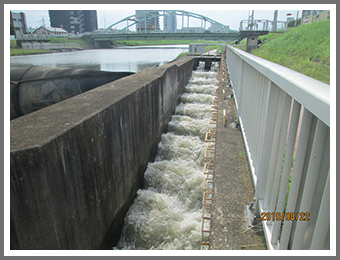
[
  {"x1": 114, "y1": 62, "x2": 218, "y2": 250},
  {"x1": 10, "y1": 45, "x2": 189, "y2": 73}
]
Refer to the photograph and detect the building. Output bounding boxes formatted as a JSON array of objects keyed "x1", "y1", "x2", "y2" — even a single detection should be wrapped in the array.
[
  {"x1": 10, "y1": 11, "x2": 27, "y2": 35},
  {"x1": 301, "y1": 10, "x2": 330, "y2": 24},
  {"x1": 163, "y1": 11, "x2": 177, "y2": 32},
  {"x1": 135, "y1": 10, "x2": 159, "y2": 33},
  {"x1": 83, "y1": 10, "x2": 98, "y2": 32},
  {"x1": 33, "y1": 26, "x2": 68, "y2": 36},
  {"x1": 49, "y1": 10, "x2": 98, "y2": 34}
]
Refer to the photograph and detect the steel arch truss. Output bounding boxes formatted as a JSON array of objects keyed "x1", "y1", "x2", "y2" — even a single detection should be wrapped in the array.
[{"x1": 103, "y1": 10, "x2": 232, "y2": 33}]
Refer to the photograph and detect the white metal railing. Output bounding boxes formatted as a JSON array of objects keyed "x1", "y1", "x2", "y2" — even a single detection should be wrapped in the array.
[
  {"x1": 226, "y1": 46, "x2": 330, "y2": 250},
  {"x1": 239, "y1": 19, "x2": 288, "y2": 32}
]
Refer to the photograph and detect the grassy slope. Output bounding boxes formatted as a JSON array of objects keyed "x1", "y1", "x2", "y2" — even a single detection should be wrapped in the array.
[
  {"x1": 10, "y1": 37, "x2": 92, "y2": 56},
  {"x1": 251, "y1": 20, "x2": 330, "y2": 84}
]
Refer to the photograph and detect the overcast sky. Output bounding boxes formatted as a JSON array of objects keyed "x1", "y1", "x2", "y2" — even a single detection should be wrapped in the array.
[{"x1": 8, "y1": 4, "x2": 323, "y2": 31}]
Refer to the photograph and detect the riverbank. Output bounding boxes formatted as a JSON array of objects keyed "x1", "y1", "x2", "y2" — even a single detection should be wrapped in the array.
[
  {"x1": 10, "y1": 37, "x2": 226, "y2": 56},
  {"x1": 250, "y1": 20, "x2": 330, "y2": 84},
  {"x1": 10, "y1": 37, "x2": 95, "y2": 56}
]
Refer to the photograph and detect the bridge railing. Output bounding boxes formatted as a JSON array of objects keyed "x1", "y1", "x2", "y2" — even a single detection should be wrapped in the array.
[
  {"x1": 226, "y1": 45, "x2": 330, "y2": 250},
  {"x1": 239, "y1": 19, "x2": 288, "y2": 32}
]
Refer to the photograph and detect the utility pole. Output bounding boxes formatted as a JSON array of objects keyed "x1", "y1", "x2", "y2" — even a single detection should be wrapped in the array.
[
  {"x1": 103, "y1": 11, "x2": 106, "y2": 29},
  {"x1": 295, "y1": 11, "x2": 299, "y2": 27},
  {"x1": 250, "y1": 10, "x2": 254, "y2": 30},
  {"x1": 273, "y1": 10, "x2": 278, "y2": 32}
]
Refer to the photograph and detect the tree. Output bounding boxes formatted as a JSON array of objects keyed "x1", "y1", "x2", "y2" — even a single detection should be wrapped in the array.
[{"x1": 288, "y1": 19, "x2": 301, "y2": 27}]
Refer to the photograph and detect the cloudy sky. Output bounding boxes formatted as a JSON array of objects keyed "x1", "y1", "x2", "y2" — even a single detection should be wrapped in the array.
[{"x1": 8, "y1": 4, "x2": 320, "y2": 31}]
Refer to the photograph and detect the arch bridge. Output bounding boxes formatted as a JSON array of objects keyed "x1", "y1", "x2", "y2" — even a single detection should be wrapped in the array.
[
  {"x1": 89, "y1": 10, "x2": 247, "y2": 47},
  {"x1": 89, "y1": 10, "x2": 286, "y2": 48},
  {"x1": 103, "y1": 10, "x2": 235, "y2": 34}
]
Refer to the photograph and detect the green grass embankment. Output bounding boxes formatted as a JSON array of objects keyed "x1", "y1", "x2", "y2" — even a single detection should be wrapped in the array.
[
  {"x1": 251, "y1": 20, "x2": 330, "y2": 84},
  {"x1": 10, "y1": 39, "x2": 53, "y2": 56},
  {"x1": 10, "y1": 37, "x2": 92, "y2": 56}
]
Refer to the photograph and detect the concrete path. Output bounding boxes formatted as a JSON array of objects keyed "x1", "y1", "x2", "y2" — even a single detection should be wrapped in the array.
[
  {"x1": 203, "y1": 48, "x2": 219, "y2": 55},
  {"x1": 208, "y1": 53, "x2": 267, "y2": 250}
]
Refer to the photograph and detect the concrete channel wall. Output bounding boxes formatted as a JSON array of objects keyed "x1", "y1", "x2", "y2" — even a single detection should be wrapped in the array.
[{"x1": 10, "y1": 56, "x2": 196, "y2": 250}]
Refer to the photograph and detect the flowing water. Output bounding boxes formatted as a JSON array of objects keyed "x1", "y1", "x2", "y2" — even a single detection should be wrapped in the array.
[{"x1": 114, "y1": 62, "x2": 218, "y2": 250}]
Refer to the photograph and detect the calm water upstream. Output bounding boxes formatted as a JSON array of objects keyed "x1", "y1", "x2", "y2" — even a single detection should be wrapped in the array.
[
  {"x1": 10, "y1": 45, "x2": 189, "y2": 73},
  {"x1": 114, "y1": 62, "x2": 218, "y2": 250}
]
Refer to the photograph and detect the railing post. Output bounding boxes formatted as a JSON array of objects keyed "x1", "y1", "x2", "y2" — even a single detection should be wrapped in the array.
[
  {"x1": 310, "y1": 170, "x2": 330, "y2": 249},
  {"x1": 291, "y1": 119, "x2": 328, "y2": 249},
  {"x1": 254, "y1": 81, "x2": 279, "y2": 216},
  {"x1": 279, "y1": 109, "x2": 313, "y2": 249},
  {"x1": 271, "y1": 100, "x2": 301, "y2": 245}
]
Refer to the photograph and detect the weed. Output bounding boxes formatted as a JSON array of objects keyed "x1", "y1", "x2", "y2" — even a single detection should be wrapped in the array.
[{"x1": 237, "y1": 152, "x2": 246, "y2": 157}]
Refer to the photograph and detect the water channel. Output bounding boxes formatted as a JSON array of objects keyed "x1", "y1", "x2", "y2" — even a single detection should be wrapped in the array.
[
  {"x1": 115, "y1": 63, "x2": 218, "y2": 250},
  {"x1": 10, "y1": 46, "x2": 218, "y2": 250}
]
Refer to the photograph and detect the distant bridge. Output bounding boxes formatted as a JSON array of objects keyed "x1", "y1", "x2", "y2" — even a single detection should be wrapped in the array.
[
  {"x1": 102, "y1": 10, "x2": 235, "y2": 34},
  {"x1": 88, "y1": 10, "x2": 287, "y2": 48},
  {"x1": 90, "y1": 32, "x2": 244, "y2": 47}
]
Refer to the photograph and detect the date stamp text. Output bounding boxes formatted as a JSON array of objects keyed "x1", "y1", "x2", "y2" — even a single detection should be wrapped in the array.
[{"x1": 261, "y1": 212, "x2": 310, "y2": 221}]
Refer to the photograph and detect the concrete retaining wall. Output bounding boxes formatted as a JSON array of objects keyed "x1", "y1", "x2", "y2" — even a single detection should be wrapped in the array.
[
  {"x1": 21, "y1": 42, "x2": 80, "y2": 50},
  {"x1": 10, "y1": 56, "x2": 196, "y2": 249}
]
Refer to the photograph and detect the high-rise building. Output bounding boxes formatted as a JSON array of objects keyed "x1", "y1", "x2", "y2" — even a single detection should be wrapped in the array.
[
  {"x1": 83, "y1": 10, "x2": 98, "y2": 32},
  {"x1": 163, "y1": 11, "x2": 177, "y2": 32},
  {"x1": 135, "y1": 10, "x2": 159, "y2": 33},
  {"x1": 49, "y1": 10, "x2": 98, "y2": 34}
]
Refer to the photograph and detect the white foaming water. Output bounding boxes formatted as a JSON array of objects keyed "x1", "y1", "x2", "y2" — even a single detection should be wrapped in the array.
[{"x1": 114, "y1": 63, "x2": 218, "y2": 250}]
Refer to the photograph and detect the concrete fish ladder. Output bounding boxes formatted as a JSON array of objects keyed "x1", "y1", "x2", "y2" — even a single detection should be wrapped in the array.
[{"x1": 10, "y1": 56, "x2": 196, "y2": 249}]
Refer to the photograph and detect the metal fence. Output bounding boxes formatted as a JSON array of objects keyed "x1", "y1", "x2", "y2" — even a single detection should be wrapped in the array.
[
  {"x1": 226, "y1": 45, "x2": 330, "y2": 250},
  {"x1": 239, "y1": 19, "x2": 288, "y2": 32}
]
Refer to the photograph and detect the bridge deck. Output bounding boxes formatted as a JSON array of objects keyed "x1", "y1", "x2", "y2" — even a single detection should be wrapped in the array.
[{"x1": 90, "y1": 32, "x2": 242, "y2": 44}]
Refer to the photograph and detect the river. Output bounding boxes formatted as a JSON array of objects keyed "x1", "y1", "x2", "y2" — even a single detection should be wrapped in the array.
[{"x1": 10, "y1": 45, "x2": 189, "y2": 73}]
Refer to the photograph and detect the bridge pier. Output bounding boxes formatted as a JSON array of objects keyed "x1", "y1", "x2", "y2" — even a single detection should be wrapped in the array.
[
  {"x1": 204, "y1": 58, "x2": 212, "y2": 71},
  {"x1": 246, "y1": 35, "x2": 259, "y2": 52}
]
